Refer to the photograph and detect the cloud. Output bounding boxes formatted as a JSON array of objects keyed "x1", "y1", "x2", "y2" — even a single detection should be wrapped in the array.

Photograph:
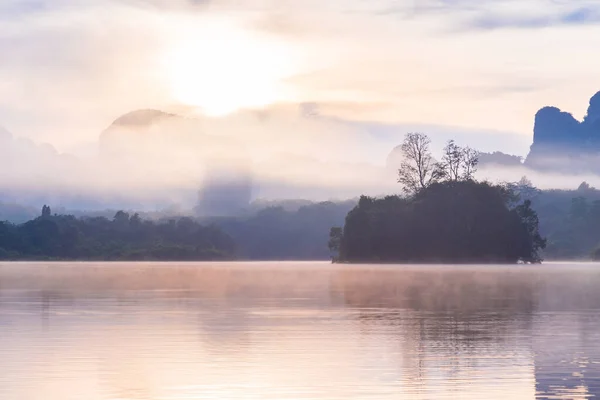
[
  {"x1": 359, "y1": 0, "x2": 600, "y2": 31},
  {"x1": 2, "y1": 0, "x2": 600, "y2": 198},
  {"x1": 465, "y1": 6, "x2": 600, "y2": 31}
]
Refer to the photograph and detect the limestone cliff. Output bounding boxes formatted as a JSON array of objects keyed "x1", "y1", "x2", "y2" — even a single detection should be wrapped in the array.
[{"x1": 526, "y1": 91, "x2": 600, "y2": 171}]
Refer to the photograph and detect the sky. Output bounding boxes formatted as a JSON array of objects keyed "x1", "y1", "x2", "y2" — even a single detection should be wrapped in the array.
[
  {"x1": 2, "y1": 0, "x2": 600, "y2": 152},
  {"x1": 2, "y1": 0, "x2": 600, "y2": 207}
]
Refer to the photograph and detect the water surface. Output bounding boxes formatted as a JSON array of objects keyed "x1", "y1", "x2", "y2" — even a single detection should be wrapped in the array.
[{"x1": 0, "y1": 262, "x2": 599, "y2": 399}]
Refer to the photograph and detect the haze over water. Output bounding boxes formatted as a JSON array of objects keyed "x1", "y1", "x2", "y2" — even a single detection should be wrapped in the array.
[{"x1": 0, "y1": 262, "x2": 599, "y2": 400}]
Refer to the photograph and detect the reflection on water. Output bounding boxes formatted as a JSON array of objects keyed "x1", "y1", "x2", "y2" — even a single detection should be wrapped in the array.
[{"x1": 0, "y1": 262, "x2": 599, "y2": 399}]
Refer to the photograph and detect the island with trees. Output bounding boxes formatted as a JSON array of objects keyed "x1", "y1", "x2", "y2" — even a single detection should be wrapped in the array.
[{"x1": 329, "y1": 133, "x2": 546, "y2": 264}]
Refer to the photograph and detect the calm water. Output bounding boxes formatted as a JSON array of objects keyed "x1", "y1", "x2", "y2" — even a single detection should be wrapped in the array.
[{"x1": 1, "y1": 262, "x2": 600, "y2": 400}]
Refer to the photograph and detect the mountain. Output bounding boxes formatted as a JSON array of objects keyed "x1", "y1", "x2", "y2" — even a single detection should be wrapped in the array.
[
  {"x1": 100, "y1": 109, "x2": 202, "y2": 154},
  {"x1": 100, "y1": 109, "x2": 253, "y2": 216},
  {"x1": 526, "y1": 91, "x2": 600, "y2": 171},
  {"x1": 478, "y1": 152, "x2": 523, "y2": 168},
  {"x1": 111, "y1": 109, "x2": 178, "y2": 127}
]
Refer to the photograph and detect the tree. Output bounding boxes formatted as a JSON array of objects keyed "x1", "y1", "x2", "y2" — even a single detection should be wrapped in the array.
[
  {"x1": 130, "y1": 213, "x2": 142, "y2": 226},
  {"x1": 399, "y1": 135, "x2": 478, "y2": 195},
  {"x1": 514, "y1": 200, "x2": 547, "y2": 263},
  {"x1": 398, "y1": 133, "x2": 445, "y2": 194},
  {"x1": 441, "y1": 140, "x2": 479, "y2": 182},
  {"x1": 577, "y1": 181, "x2": 596, "y2": 192},
  {"x1": 41, "y1": 205, "x2": 51, "y2": 218},
  {"x1": 505, "y1": 176, "x2": 540, "y2": 204},
  {"x1": 113, "y1": 211, "x2": 130, "y2": 228},
  {"x1": 441, "y1": 140, "x2": 462, "y2": 181},
  {"x1": 328, "y1": 227, "x2": 343, "y2": 258},
  {"x1": 461, "y1": 146, "x2": 479, "y2": 181}
]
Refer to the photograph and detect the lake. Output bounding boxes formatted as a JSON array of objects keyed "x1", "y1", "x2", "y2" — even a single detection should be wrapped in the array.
[{"x1": 0, "y1": 262, "x2": 599, "y2": 399}]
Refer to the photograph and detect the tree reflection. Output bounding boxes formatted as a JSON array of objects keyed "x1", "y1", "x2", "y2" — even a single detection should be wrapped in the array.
[{"x1": 332, "y1": 266, "x2": 600, "y2": 399}]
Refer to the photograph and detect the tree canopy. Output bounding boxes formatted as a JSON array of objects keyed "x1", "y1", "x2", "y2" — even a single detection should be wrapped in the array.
[
  {"x1": 398, "y1": 133, "x2": 479, "y2": 194},
  {"x1": 397, "y1": 133, "x2": 445, "y2": 194},
  {"x1": 333, "y1": 181, "x2": 545, "y2": 264}
]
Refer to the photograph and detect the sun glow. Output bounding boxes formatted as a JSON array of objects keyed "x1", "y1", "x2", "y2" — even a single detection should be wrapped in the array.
[{"x1": 165, "y1": 20, "x2": 296, "y2": 117}]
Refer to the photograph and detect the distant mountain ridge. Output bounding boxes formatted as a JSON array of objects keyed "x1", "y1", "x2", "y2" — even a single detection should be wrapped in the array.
[
  {"x1": 526, "y1": 91, "x2": 600, "y2": 171},
  {"x1": 110, "y1": 109, "x2": 178, "y2": 128},
  {"x1": 101, "y1": 109, "x2": 253, "y2": 217}
]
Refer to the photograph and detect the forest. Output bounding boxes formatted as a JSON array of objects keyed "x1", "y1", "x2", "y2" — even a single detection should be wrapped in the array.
[
  {"x1": 0, "y1": 201, "x2": 358, "y2": 261},
  {"x1": 209, "y1": 200, "x2": 356, "y2": 260},
  {"x1": 0, "y1": 207, "x2": 235, "y2": 261},
  {"x1": 528, "y1": 182, "x2": 600, "y2": 260},
  {"x1": 3, "y1": 184, "x2": 600, "y2": 262}
]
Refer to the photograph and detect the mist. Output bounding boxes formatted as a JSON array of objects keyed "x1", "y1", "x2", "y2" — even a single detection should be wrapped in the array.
[
  {"x1": 2, "y1": 103, "x2": 598, "y2": 216},
  {"x1": 2, "y1": 0, "x2": 599, "y2": 215},
  {"x1": 478, "y1": 164, "x2": 600, "y2": 190},
  {"x1": 0, "y1": 106, "x2": 402, "y2": 213}
]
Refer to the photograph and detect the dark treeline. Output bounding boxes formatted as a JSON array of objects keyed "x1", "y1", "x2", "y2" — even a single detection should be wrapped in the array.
[
  {"x1": 226, "y1": 187, "x2": 600, "y2": 261},
  {"x1": 332, "y1": 181, "x2": 544, "y2": 263},
  {"x1": 208, "y1": 200, "x2": 356, "y2": 260},
  {"x1": 0, "y1": 207, "x2": 235, "y2": 261},
  {"x1": 5, "y1": 185, "x2": 600, "y2": 261},
  {"x1": 0, "y1": 202, "x2": 355, "y2": 261},
  {"x1": 528, "y1": 182, "x2": 600, "y2": 260},
  {"x1": 330, "y1": 133, "x2": 546, "y2": 264}
]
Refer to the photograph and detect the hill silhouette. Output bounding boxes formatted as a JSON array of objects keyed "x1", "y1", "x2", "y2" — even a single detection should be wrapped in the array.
[
  {"x1": 101, "y1": 109, "x2": 253, "y2": 216},
  {"x1": 526, "y1": 91, "x2": 600, "y2": 171}
]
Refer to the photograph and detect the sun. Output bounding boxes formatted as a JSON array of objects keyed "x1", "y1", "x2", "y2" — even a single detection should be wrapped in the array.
[{"x1": 164, "y1": 20, "x2": 295, "y2": 117}]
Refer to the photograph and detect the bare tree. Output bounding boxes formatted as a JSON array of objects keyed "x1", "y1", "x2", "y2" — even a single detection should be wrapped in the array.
[
  {"x1": 461, "y1": 146, "x2": 479, "y2": 181},
  {"x1": 442, "y1": 140, "x2": 462, "y2": 181},
  {"x1": 398, "y1": 133, "x2": 445, "y2": 194},
  {"x1": 442, "y1": 140, "x2": 479, "y2": 182}
]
